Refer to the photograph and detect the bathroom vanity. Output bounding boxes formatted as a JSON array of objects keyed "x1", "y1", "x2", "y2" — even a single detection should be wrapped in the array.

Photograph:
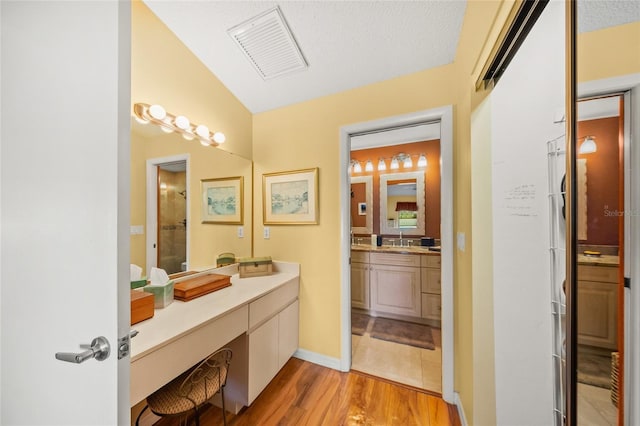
[
  {"x1": 577, "y1": 254, "x2": 619, "y2": 349},
  {"x1": 130, "y1": 261, "x2": 300, "y2": 414},
  {"x1": 351, "y1": 245, "x2": 441, "y2": 325}
]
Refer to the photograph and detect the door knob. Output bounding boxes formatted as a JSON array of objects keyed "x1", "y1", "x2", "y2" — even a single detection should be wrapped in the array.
[{"x1": 55, "y1": 336, "x2": 110, "y2": 363}]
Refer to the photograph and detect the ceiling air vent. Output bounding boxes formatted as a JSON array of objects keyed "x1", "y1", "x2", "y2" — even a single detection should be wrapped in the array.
[{"x1": 228, "y1": 7, "x2": 308, "y2": 80}]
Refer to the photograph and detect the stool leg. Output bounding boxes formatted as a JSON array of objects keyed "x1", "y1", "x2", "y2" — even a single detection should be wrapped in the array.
[
  {"x1": 221, "y1": 386, "x2": 227, "y2": 426},
  {"x1": 135, "y1": 405, "x2": 148, "y2": 426}
]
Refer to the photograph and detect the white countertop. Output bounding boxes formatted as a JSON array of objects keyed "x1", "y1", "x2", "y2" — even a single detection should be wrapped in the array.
[
  {"x1": 131, "y1": 261, "x2": 300, "y2": 362},
  {"x1": 351, "y1": 244, "x2": 441, "y2": 255}
]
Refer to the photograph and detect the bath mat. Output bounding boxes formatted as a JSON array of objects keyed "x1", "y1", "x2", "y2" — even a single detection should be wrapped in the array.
[
  {"x1": 577, "y1": 351, "x2": 611, "y2": 389},
  {"x1": 351, "y1": 312, "x2": 371, "y2": 336},
  {"x1": 370, "y1": 317, "x2": 435, "y2": 350}
]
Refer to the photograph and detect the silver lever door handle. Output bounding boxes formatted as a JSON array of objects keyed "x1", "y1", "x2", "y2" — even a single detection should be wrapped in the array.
[{"x1": 55, "y1": 336, "x2": 111, "y2": 364}]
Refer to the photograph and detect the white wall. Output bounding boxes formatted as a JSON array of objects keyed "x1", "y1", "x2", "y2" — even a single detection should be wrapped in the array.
[{"x1": 490, "y1": 1, "x2": 565, "y2": 424}]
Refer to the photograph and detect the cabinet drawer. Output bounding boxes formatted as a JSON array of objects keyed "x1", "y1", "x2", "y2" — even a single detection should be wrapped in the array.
[
  {"x1": 370, "y1": 252, "x2": 421, "y2": 268},
  {"x1": 351, "y1": 250, "x2": 370, "y2": 264},
  {"x1": 249, "y1": 279, "x2": 299, "y2": 330},
  {"x1": 421, "y1": 293, "x2": 441, "y2": 320},
  {"x1": 578, "y1": 265, "x2": 618, "y2": 283},
  {"x1": 421, "y1": 255, "x2": 441, "y2": 268}
]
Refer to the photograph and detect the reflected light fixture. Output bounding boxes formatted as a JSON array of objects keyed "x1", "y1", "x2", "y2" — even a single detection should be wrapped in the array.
[
  {"x1": 403, "y1": 155, "x2": 413, "y2": 168},
  {"x1": 351, "y1": 160, "x2": 362, "y2": 174},
  {"x1": 133, "y1": 103, "x2": 226, "y2": 147},
  {"x1": 417, "y1": 154, "x2": 428, "y2": 167},
  {"x1": 390, "y1": 157, "x2": 400, "y2": 170},
  {"x1": 364, "y1": 160, "x2": 374, "y2": 172},
  {"x1": 578, "y1": 136, "x2": 597, "y2": 154},
  {"x1": 378, "y1": 159, "x2": 386, "y2": 171}
]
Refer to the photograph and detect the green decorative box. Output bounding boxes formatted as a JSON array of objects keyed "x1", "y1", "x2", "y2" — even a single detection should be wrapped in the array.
[
  {"x1": 143, "y1": 280, "x2": 174, "y2": 309},
  {"x1": 237, "y1": 256, "x2": 272, "y2": 278},
  {"x1": 216, "y1": 252, "x2": 236, "y2": 267}
]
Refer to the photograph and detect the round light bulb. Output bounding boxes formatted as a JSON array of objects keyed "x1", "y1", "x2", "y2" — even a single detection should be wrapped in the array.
[
  {"x1": 213, "y1": 132, "x2": 226, "y2": 144},
  {"x1": 200, "y1": 138, "x2": 212, "y2": 147},
  {"x1": 174, "y1": 115, "x2": 190, "y2": 130},
  {"x1": 195, "y1": 124, "x2": 209, "y2": 139},
  {"x1": 182, "y1": 131, "x2": 195, "y2": 141},
  {"x1": 160, "y1": 125, "x2": 174, "y2": 133},
  {"x1": 148, "y1": 104, "x2": 166, "y2": 120}
]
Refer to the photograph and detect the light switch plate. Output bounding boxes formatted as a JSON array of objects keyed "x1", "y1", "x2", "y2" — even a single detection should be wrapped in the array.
[
  {"x1": 237, "y1": 226, "x2": 244, "y2": 238},
  {"x1": 130, "y1": 225, "x2": 144, "y2": 235},
  {"x1": 457, "y1": 232, "x2": 466, "y2": 252},
  {"x1": 263, "y1": 227, "x2": 270, "y2": 239}
]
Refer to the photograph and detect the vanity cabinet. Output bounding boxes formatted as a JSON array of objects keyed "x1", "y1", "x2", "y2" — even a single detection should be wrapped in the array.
[
  {"x1": 421, "y1": 255, "x2": 442, "y2": 323},
  {"x1": 370, "y1": 252, "x2": 422, "y2": 317},
  {"x1": 247, "y1": 279, "x2": 299, "y2": 404},
  {"x1": 351, "y1": 251, "x2": 371, "y2": 309},
  {"x1": 577, "y1": 264, "x2": 618, "y2": 349}
]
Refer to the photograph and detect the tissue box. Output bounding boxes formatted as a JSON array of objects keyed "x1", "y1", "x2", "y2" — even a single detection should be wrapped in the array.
[
  {"x1": 143, "y1": 280, "x2": 174, "y2": 309},
  {"x1": 238, "y1": 256, "x2": 272, "y2": 278},
  {"x1": 131, "y1": 290, "x2": 154, "y2": 325},
  {"x1": 130, "y1": 278, "x2": 148, "y2": 290}
]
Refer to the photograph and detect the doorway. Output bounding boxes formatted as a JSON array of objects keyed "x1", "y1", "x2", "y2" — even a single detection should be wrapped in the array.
[
  {"x1": 574, "y1": 75, "x2": 640, "y2": 425},
  {"x1": 339, "y1": 106, "x2": 454, "y2": 402},
  {"x1": 157, "y1": 162, "x2": 187, "y2": 274},
  {"x1": 146, "y1": 154, "x2": 190, "y2": 275}
]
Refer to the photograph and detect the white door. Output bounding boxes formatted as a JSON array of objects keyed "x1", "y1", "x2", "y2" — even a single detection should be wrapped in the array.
[{"x1": 1, "y1": 2, "x2": 130, "y2": 424}]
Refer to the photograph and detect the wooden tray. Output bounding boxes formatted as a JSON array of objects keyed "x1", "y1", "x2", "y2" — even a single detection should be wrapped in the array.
[{"x1": 174, "y1": 273, "x2": 231, "y2": 301}]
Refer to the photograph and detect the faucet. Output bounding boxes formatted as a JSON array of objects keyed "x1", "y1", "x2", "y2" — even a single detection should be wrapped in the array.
[
  {"x1": 351, "y1": 230, "x2": 355, "y2": 245},
  {"x1": 399, "y1": 231, "x2": 404, "y2": 247}
]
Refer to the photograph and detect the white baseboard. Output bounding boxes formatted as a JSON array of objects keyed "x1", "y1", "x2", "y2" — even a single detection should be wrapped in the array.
[
  {"x1": 293, "y1": 348, "x2": 342, "y2": 370},
  {"x1": 454, "y1": 392, "x2": 469, "y2": 426}
]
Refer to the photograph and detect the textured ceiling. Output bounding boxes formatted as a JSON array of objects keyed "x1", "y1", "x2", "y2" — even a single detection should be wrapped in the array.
[
  {"x1": 143, "y1": 0, "x2": 467, "y2": 113},
  {"x1": 578, "y1": 0, "x2": 640, "y2": 33},
  {"x1": 143, "y1": 1, "x2": 639, "y2": 115}
]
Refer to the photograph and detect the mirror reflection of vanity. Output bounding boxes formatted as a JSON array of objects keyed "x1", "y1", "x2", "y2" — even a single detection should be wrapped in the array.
[{"x1": 380, "y1": 171, "x2": 426, "y2": 236}]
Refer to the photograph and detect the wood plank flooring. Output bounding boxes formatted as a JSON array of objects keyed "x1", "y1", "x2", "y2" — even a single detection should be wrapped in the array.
[{"x1": 155, "y1": 357, "x2": 460, "y2": 426}]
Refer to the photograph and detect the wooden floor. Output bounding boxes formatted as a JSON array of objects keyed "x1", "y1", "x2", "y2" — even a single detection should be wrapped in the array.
[{"x1": 156, "y1": 357, "x2": 461, "y2": 426}]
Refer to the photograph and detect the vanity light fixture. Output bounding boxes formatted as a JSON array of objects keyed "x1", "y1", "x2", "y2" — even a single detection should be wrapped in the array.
[
  {"x1": 350, "y1": 160, "x2": 362, "y2": 174},
  {"x1": 578, "y1": 136, "x2": 597, "y2": 154},
  {"x1": 403, "y1": 155, "x2": 413, "y2": 168},
  {"x1": 390, "y1": 157, "x2": 400, "y2": 170},
  {"x1": 378, "y1": 159, "x2": 387, "y2": 171},
  {"x1": 133, "y1": 103, "x2": 226, "y2": 147},
  {"x1": 364, "y1": 160, "x2": 374, "y2": 172},
  {"x1": 417, "y1": 154, "x2": 428, "y2": 167}
]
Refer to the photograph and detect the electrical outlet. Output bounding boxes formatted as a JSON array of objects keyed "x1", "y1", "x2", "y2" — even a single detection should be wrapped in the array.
[
  {"x1": 263, "y1": 227, "x2": 270, "y2": 239},
  {"x1": 237, "y1": 226, "x2": 244, "y2": 238}
]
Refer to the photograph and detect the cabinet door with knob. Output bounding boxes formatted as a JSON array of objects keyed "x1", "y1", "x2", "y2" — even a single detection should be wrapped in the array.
[{"x1": 351, "y1": 251, "x2": 370, "y2": 309}]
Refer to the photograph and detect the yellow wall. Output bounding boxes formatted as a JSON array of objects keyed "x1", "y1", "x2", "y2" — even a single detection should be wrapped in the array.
[
  {"x1": 130, "y1": 1, "x2": 253, "y2": 273},
  {"x1": 577, "y1": 22, "x2": 640, "y2": 83},
  {"x1": 252, "y1": 2, "x2": 505, "y2": 423}
]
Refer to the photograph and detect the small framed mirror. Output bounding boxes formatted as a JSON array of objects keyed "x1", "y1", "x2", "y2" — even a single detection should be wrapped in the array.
[
  {"x1": 350, "y1": 175, "x2": 373, "y2": 234},
  {"x1": 379, "y1": 171, "x2": 425, "y2": 236}
]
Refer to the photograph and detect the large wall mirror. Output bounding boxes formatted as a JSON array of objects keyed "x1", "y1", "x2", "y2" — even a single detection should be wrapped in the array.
[
  {"x1": 572, "y1": 1, "x2": 640, "y2": 425},
  {"x1": 379, "y1": 171, "x2": 426, "y2": 236},
  {"x1": 130, "y1": 122, "x2": 253, "y2": 275},
  {"x1": 350, "y1": 176, "x2": 373, "y2": 235}
]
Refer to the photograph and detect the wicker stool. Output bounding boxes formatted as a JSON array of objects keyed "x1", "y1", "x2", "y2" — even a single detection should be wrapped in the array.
[{"x1": 136, "y1": 348, "x2": 232, "y2": 426}]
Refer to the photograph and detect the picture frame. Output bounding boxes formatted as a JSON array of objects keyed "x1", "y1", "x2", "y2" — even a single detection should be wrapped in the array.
[
  {"x1": 263, "y1": 168, "x2": 319, "y2": 225},
  {"x1": 201, "y1": 176, "x2": 243, "y2": 224},
  {"x1": 358, "y1": 202, "x2": 367, "y2": 216}
]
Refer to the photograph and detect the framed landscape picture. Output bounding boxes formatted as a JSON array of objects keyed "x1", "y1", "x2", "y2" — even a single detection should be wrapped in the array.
[
  {"x1": 201, "y1": 176, "x2": 243, "y2": 224},
  {"x1": 263, "y1": 168, "x2": 318, "y2": 225}
]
